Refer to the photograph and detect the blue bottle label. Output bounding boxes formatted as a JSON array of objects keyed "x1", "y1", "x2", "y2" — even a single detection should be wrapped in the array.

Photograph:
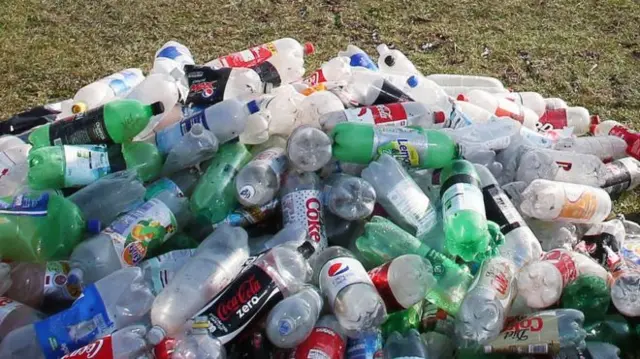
[
  {"x1": 0, "y1": 192, "x2": 49, "y2": 216},
  {"x1": 156, "y1": 46, "x2": 183, "y2": 60},
  {"x1": 349, "y1": 53, "x2": 379, "y2": 71},
  {"x1": 107, "y1": 70, "x2": 142, "y2": 97},
  {"x1": 346, "y1": 331, "x2": 383, "y2": 359},
  {"x1": 35, "y1": 284, "x2": 114, "y2": 358}
]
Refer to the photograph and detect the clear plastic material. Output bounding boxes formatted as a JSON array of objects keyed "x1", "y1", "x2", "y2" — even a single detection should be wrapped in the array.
[
  {"x1": 265, "y1": 286, "x2": 323, "y2": 348},
  {"x1": 516, "y1": 148, "x2": 608, "y2": 186},
  {"x1": 376, "y1": 44, "x2": 421, "y2": 77},
  {"x1": 286, "y1": 125, "x2": 332, "y2": 172},
  {"x1": 323, "y1": 173, "x2": 376, "y2": 221},
  {"x1": 235, "y1": 147, "x2": 287, "y2": 207},
  {"x1": 161, "y1": 124, "x2": 219, "y2": 176},
  {"x1": 0, "y1": 136, "x2": 31, "y2": 197},
  {"x1": 294, "y1": 90, "x2": 344, "y2": 128},
  {"x1": 384, "y1": 329, "x2": 429, "y2": 359}
]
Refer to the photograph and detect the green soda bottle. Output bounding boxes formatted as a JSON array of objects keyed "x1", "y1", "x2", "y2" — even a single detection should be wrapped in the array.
[
  {"x1": 190, "y1": 142, "x2": 252, "y2": 223},
  {"x1": 585, "y1": 314, "x2": 638, "y2": 351},
  {"x1": 28, "y1": 142, "x2": 162, "y2": 189},
  {"x1": 440, "y1": 159, "x2": 502, "y2": 262},
  {"x1": 28, "y1": 99, "x2": 164, "y2": 148},
  {"x1": 355, "y1": 216, "x2": 473, "y2": 315},
  {"x1": 561, "y1": 275, "x2": 610, "y2": 323},
  {"x1": 381, "y1": 301, "x2": 423, "y2": 338},
  {"x1": 0, "y1": 191, "x2": 85, "y2": 261},
  {"x1": 331, "y1": 122, "x2": 457, "y2": 167}
]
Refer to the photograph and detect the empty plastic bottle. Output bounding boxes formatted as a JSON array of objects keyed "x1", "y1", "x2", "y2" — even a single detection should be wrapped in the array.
[
  {"x1": 322, "y1": 173, "x2": 376, "y2": 221},
  {"x1": 311, "y1": 246, "x2": 387, "y2": 337},
  {"x1": 155, "y1": 98, "x2": 259, "y2": 155},
  {"x1": 69, "y1": 188, "x2": 190, "y2": 284},
  {"x1": 361, "y1": 154, "x2": 438, "y2": 236},
  {"x1": 554, "y1": 342, "x2": 621, "y2": 359},
  {"x1": 516, "y1": 148, "x2": 608, "y2": 187},
  {"x1": 183, "y1": 64, "x2": 268, "y2": 106},
  {"x1": 338, "y1": 45, "x2": 378, "y2": 71},
  {"x1": 286, "y1": 125, "x2": 333, "y2": 172},
  {"x1": 545, "y1": 97, "x2": 569, "y2": 110},
  {"x1": 426, "y1": 74, "x2": 506, "y2": 91},
  {"x1": 0, "y1": 297, "x2": 43, "y2": 343},
  {"x1": 172, "y1": 317, "x2": 226, "y2": 359},
  {"x1": 147, "y1": 225, "x2": 249, "y2": 342},
  {"x1": 212, "y1": 198, "x2": 279, "y2": 232},
  {"x1": 265, "y1": 286, "x2": 323, "y2": 348},
  {"x1": 384, "y1": 329, "x2": 429, "y2": 359},
  {"x1": 332, "y1": 122, "x2": 457, "y2": 168},
  {"x1": 249, "y1": 224, "x2": 307, "y2": 256},
  {"x1": 537, "y1": 107, "x2": 591, "y2": 135},
  {"x1": 140, "y1": 248, "x2": 196, "y2": 296},
  {"x1": 344, "y1": 69, "x2": 414, "y2": 106},
  {"x1": 70, "y1": 69, "x2": 145, "y2": 114},
  {"x1": 457, "y1": 90, "x2": 540, "y2": 129},
  {"x1": 280, "y1": 171, "x2": 328, "y2": 252},
  {"x1": 294, "y1": 90, "x2": 345, "y2": 128},
  {"x1": 0, "y1": 136, "x2": 31, "y2": 197},
  {"x1": 610, "y1": 268, "x2": 640, "y2": 317},
  {"x1": 248, "y1": 49, "x2": 306, "y2": 86},
  {"x1": 206, "y1": 38, "x2": 314, "y2": 68},
  {"x1": 235, "y1": 146, "x2": 287, "y2": 207},
  {"x1": 519, "y1": 179, "x2": 612, "y2": 223},
  {"x1": 398, "y1": 75, "x2": 452, "y2": 113},
  {"x1": 601, "y1": 157, "x2": 640, "y2": 199},
  {"x1": 58, "y1": 325, "x2": 149, "y2": 359},
  {"x1": 494, "y1": 91, "x2": 546, "y2": 117},
  {"x1": 554, "y1": 136, "x2": 627, "y2": 162},
  {"x1": 161, "y1": 124, "x2": 219, "y2": 176},
  {"x1": 303, "y1": 56, "x2": 351, "y2": 86},
  {"x1": 152, "y1": 40, "x2": 195, "y2": 76},
  {"x1": 590, "y1": 119, "x2": 640, "y2": 159},
  {"x1": 4, "y1": 261, "x2": 81, "y2": 309},
  {"x1": 0, "y1": 190, "x2": 86, "y2": 262},
  {"x1": 29, "y1": 99, "x2": 164, "y2": 148},
  {"x1": 319, "y1": 102, "x2": 445, "y2": 131},
  {"x1": 376, "y1": 44, "x2": 421, "y2": 77},
  {"x1": 367, "y1": 254, "x2": 435, "y2": 312},
  {"x1": 0, "y1": 267, "x2": 154, "y2": 358},
  {"x1": 292, "y1": 314, "x2": 347, "y2": 359}
]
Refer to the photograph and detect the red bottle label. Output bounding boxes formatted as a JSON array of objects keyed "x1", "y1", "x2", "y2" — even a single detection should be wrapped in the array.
[
  {"x1": 154, "y1": 338, "x2": 176, "y2": 359},
  {"x1": 542, "y1": 250, "x2": 577, "y2": 287},
  {"x1": 608, "y1": 125, "x2": 638, "y2": 144},
  {"x1": 294, "y1": 327, "x2": 346, "y2": 359},
  {"x1": 215, "y1": 43, "x2": 277, "y2": 68},
  {"x1": 303, "y1": 69, "x2": 328, "y2": 86},
  {"x1": 368, "y1": 262, "x2": 404, "y2": 312},
  {"x1": 60, "y1": 336, "x2": 112, "y2": 359},
  {"x1": 538, "y1": 109, "x2": 568, "y2": 130},
  {"x1": 345, "y1": 103, "x2": 409, "y2": 126}
]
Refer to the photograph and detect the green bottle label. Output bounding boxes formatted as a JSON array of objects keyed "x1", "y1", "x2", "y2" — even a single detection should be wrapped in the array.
[
  {"x1": 441, "y1": 173, "x2": 485, "y2": 219},
  {"x1": 374, "y1": 127, "x2": 427, "y2": 167}
]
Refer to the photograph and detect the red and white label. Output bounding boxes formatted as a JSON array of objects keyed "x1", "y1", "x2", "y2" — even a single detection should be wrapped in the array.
[
  {"x1": 319, "y1": 257, "x2": 372, "y2": 304},
  {"x1": 60, "y1": 336, "x2": 112, "y2": 359},
  {"x1": 213, "y1": 42, "x2": 277, "y2": 68},
  {"x1": 542, "y1": 250, "x2": 577, "y2": 287},
  {"x1": 303, "y1": 69, "x2": 328, "y2": 86},
  {"x1": 0, "y1": 297, "x2": 22, "y2": 325},
  {"x1": 281, "y1": 190, "x2": 327, "y2": 251},
  {"x1": 538, "y1": 109, "x2": 568, "y2": 131},
  {"x1": 495, "y1": 100, "x2": 525, "y2": 123},
  {"x1": 294, "y1": 326, "x2": 346, "y2": 359},
  {"x1": 368, "y1": 262, "x2": 404, "y2": 311},
  {"x1": 154, "y1": 338, "x2": 176, "y2": 359},
  {"x1": 608, "y1": 125, "x2": 638, "y2": 145},
  {"x1": 344, "y1": 104, "x2": 409, "y2": 126}
]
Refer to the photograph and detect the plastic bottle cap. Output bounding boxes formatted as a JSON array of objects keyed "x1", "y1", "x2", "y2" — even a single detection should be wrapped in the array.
[
  {"x1": 457, "y1": 94, "x2": 468, "y2": 101},
  {"x1": 589, "y1": 115, "x2": 602, "y2": 134},
  {"x1": 86, "y1": 219, "x2": 102, "y2": 234},
  {"x1": 407, "y1": 76, "x2": 419, "y2": 88},
  {"x1": 247, "y1": 100, "x2": 261, "y2": 114},
  {"x1": 434, "y1": 111, "x2": 446, "y2": 124},
  {"x1": 71, "y1": 102, "x2": 87, "y2": 114},
  {"x1": 297, "y1": 241, "x2": 315, "y2": 259},
  {"x1": 384, "y1": 55, "x2": 395, "y2": 67},
  {"x1": 68, "y1": 268, "x2": 84, "y2": 285},
  {"x1": 376, "y1": 44, "x2": 390, "y2": 55},
  {"x1": 147, "y1": 326, "x2": 167, "y2": 345},
  {"x1": 150, "y1": 102, "x2": 165, "y2": 116},
  {"x1": 303, "y1": 42, "x2": 315, "y2": 56}
]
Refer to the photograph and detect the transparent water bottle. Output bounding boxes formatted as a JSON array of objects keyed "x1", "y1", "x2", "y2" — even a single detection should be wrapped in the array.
[
  {"x1": 265, "y1": 285, "x2": 323, "y2": 348},
  {"x1": 139, "y1": 248, "x2": 196, "y2": 296},
  {"x1": 322, "y1": 173, "x2": 376, "y2": 221},
  {"x1": 383, "y1": 329, "x2": 429, "y2": 359},
  {"x1": 553, "y1": 136, "x2": 627, "y2": 162},
  {"x1": 286, "y1": 125, "x2": 332, "y2": 172},
  {"x1": 516, "y1": 148, "x2": 608, "y2": 187},
  {"x1": 171, "y1": 317, "x2": 226, "y2": 359},
  {"x1": 235, "y1": 146, "x2": 287, "y2": 207}
]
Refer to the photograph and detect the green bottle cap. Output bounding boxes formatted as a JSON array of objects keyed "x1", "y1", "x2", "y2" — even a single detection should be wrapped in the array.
[{"x1": 331, "y1": 122, "x2": 375, "y2": 164}]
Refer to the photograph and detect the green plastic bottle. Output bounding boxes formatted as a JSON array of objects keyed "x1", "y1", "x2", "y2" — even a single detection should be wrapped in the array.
[
  {"x1": 440, "y1": 159, "x2": 502, "y2": 262},
  {"x1": 355, "y1": 216, "x2": 473, "y2": 315},
  {"x1": 28, "y1": 142, "x2": 162, "y2": 189},
  {"x1": 190, "y1": 142, "x2": 252, "y2": 223},
  {"x1": 0, "y1": 191, "x2": 86, "y2": 262},
  {"x1": 331, "y1": 122, "x2": 457, "y2": 167},
  {"x1": 28, "y1": 99, "x2": 164, "y2": 148},
  {"x1": 585, "y1": 314, "x2": 638, "y2": 351},
  {"x1": 381, "y1": 302, "x2": 423, "y2": 339},
  {"x1": 561, "y1": 275, "x2": 610, "y2": 324}
]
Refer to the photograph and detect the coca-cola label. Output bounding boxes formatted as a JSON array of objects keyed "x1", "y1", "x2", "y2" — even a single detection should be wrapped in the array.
[
  {"x1": 212, "y1": 42, "x2": 277, "y2": 68},
  {"x1": 368, "y1": 262, "x2": 404, "y2": 312},
  {"x1": 60, "y1": 336, "x2": 112, "y2": 359},
  {"x1": 294, "y1": 326, "x2": 346, "y2": 359},
  {"x1": 303, "y1": 69, "x2": 328, "y2": 87},
  {"x1": 0, "y1": 297, "x2": 23, "y2": 325},
  {"x1": 541, "y1": 250, "x2": 577, "y2": 287},
  {"x1": 197, "y1": 264, "x2": 283, "y2": 344},
  {"x1": 483, "y1": 184, "x2": 525, "y2": 235},
  {"x1": 281, "y1": 189, "x2": 327, "y2": 252},
  {"x1": 484, "y1": 311, "x2": 561, "y2": 354},
  {"x1": 319, "y1": 257, "x2": 373, "y2": 305},
  {"x1": 344, "y1": 104, "x2": 409, "y2": 127},
  {"x1": 538, "y1": 109, "x2": 568, "y2": 131}
]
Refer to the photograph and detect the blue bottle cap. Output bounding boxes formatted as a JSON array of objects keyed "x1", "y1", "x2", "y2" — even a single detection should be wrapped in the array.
[
  {"x1": 247, "y1": 100, "x2": 260, "y2": 114},
  {"x1": 87, "y1": 219, "x2": 102, "y2": 234},
  {"x1": 407, "y1": 75, "x2": 419, "y2": 88}
]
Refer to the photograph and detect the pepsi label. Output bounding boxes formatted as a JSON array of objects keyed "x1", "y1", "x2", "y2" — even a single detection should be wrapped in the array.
[{"x1": 319, "y1": 257, "x2": 373, "y2": 305}]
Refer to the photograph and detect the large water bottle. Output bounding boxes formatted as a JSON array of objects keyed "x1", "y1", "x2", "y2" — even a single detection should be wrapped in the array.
[
  {"x1": 160, "y1": 123, "x2": 219, "y2": 176},
  {"x1": 554, "y1": 136, "x2": 627, "y2": 162},
  {"x1": 0, "y1": 267, "x2": 154, "y2": 358},
  {"x1": 311, "y1": 246, "x2": 387, "y2": 337},
  {"x1": 322, "y1": 173, "x2": 376, "y2": 221},
  {"x1": 383, "y1": 329, "x2": 429, "y2": 359},
  {"x1": 516, "y1": 148, "x2": 608, "y2": 186},
  {"x1": 70, "y1": 69, "x2": 145, "y2": 114},
  {"x1": 235, "y1": 146, "x2": 288, "y2": 207},
  {"x1": 375, "y1": 44, "x2": 421, "y2": 76},
  {"x1": 140, "y1": 249, "x2": 196, "y2": 296},
  {"x1": 303, "y1": 56, "x2": 351, "y2": 86},
  {"x1": 147, "y1": 225, "x2": 249, "y2": 343},
  {"x1": 319, "y1": 102, "x2": 444, "y2": 131},
  {"x1": 286, "y1": 125, "x2": 333, "y2": 172},
  {"x1": 265, "y1": 286, "x2": 323, "y2": 348}
]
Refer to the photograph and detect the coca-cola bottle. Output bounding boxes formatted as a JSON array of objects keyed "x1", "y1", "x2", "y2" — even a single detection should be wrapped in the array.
[{"x1": 59, "y1": 325, "x2": 149, "y2": 359}]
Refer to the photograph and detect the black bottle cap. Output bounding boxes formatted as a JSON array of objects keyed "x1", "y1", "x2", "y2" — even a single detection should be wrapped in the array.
[
  {"x1": 297, "y1": 241, "x2": 316, "y2": 259},
  {"x1": 150, "y1": 101, "x2": 165, "y2": 116},
  {"x1": 384, "y1": 55, "x2": 396, "y2": 67}
]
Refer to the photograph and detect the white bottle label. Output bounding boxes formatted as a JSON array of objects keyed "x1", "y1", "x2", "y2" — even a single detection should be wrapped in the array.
[
  {"x1": 387, "y1": 178, "x2": 436, "y2": 236},
  {"x1": 63, "y1": 145, "x2": 111, "y2": 187},
  {"x1": 0, "y1": 297, "x2": 22, "y2": 325},
  {"x1": 281, "y1": 189, "x2": 327, "y2": 251},
  {"x1": 442, "y1": 183, "x2": 486, "y2": 219},
  {"x1": 469, "y1": 257, "x2": 516, "y2": 309},
  {"x1": 319, "y1": 257, "x2": 372, "y2": 305}
]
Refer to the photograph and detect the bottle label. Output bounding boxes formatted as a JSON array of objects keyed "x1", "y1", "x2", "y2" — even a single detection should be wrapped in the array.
[
  {"x1": 420, "y1": 302, "x2": 455, "y2": 334},
  {"x1": 303, "y1": 69, "x2": 328, "y2": 87},
  {"x1": 484, "y1": 311, "x2": 561, "y2": 354},
  {"x1": 44, "y1": 261, "x2": 82, "y2": 301},
  {"x1": 184, "y1": 65, "x2": 232, "y2": 106},
  {"x1": 483, "y1": 184, "x2": 525, "y2": 235},
  {"x1": 214, "y1": 42, "x2": 277, "y2": 68},
  {"x1": 494, "y1": 100, "x2": 525, "y2": 123},
  {"x1": 0, "y1": 297, "x2": 23, "y2": 325},
  {"x1": 345, "y1": 331, "x2": 383, "y2": 359},
  {"x1": 602, "y1": 158, "x2": 636, "y2": 197},
  {"x1": 145, "y1": 178, "x2": 185, "y2": 201},
  {"x1": 622, "y1": 239, "x2": 640, "y2": 266},
  {"x1": 0, "y1": 192, "x2": 49, "y2": 216},
  {"x1": 372, "y1": 80, "x2": 414, "y2": 105},
  {"x1": 386, "y1": 178, "x2": 436, "y2": 236},
  {"x1": 139, "y1": 249, "x2": 196, "y2": 295},
  {"x1": 196, "y1": 264, "x2": 284, "y2": 344},
  {"x1": 349, "y1": 53, "x2": 378, "y2": 71},
  {"x1": 441, "y1": 179, "x2": 486, "y2": 219},
  {"x1": 155, "y1": 110, "x2": 211, "y2": 154},
  {"x1": 216, "y1": 199, "x2": 279, "y2": 229},
  {"x1": 239, "y1": 148, "x2": 287, "y2": 203},
  {"x1": 541, "y1": 250, "x2": 577, "y2": 287},
  {"x1": 49, "y1": 108, "x2": 113, "y2": 146},
  {"x1": 557, "y1": 186, "x2": 599, "y2": 221},
  {"x1": 281, "y1": 190, "x2": 327, "y2": 251},
  {"x1": 35, "y1": 284, "x2": 114, "y2": 359},
  {"x1": 608, "y1": 125, "x2": 638, "y2": 145},
  {"x1": 105, "y1": 198, "x2": 178, "y2": 267},
  {"x1": 59, "y1": 335, "x2": 113, "y2": 359},
  {"x1": 537, "y1": 109, "x2": 568, "y2": 131},
  {"x1": 153, "y1": 338, "x2": 176, "y2": 359},
  {"x1": 374, "y1": 127, "x2": 426, "y2": 167},
  {"x1": 319, "y1": 257, "x2": 373, "y2": 305},
  {"x1": 251, "y1": 61, "x2": 282, "y2": 87},
  {"x1": 344, "y1": 104, "x2": 409, "y2": 127},
  {"x1": 368, "y1": 261, "x2": 404, "y2": 311},
  {"x1": 63, "y1": 145, "x2": 111, "y2": 187},
  {"x1": 294, "y1": 326, "x2": 346, "y2": 359},
  {"x1": 106, "y1": 70, "x2": 143, "y2": 97},
  {"x1": 469, "y1": 257, "x2": 516, "y2": 308}
]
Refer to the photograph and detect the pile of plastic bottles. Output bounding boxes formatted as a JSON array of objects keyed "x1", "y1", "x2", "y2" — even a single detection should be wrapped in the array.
[{"x1": 1, "y1": 37, "x2": 640, "y2": 359}]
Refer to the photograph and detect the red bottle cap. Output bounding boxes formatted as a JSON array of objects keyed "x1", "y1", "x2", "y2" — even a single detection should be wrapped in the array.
[
  {"x1": 589, "y1": 115, "x2": 601, "y2": 134},
  {"x1": 434, "y1": 111, "x2": 446, "y2": 124},
  {"x1": 456, "y1": 94, "x2": 468, "y2": 101},
  {"x1": 304, "y1": 42, "x2": 315, "y2": 56}
]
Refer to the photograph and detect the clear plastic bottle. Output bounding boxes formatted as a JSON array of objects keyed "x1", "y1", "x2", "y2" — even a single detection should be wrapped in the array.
[
  {"x1": 294, "y1": 90, "x2": 345, "y2": 128},
  {"x1": 361, "y1": 154, "x2": 438, "y2": 237},
  {"x1": 292, "y1": 314, "x2": 348, "y2": 359},
  {"x1": 4, "y1": 261, "x2": 81, "y2": 309},
  {"x1": 160, "y1": 123, "x2": 219, "y2": 176},
  {"x1": 311, "y1": 246, "x2": 387, "y2": 337},
  {"x1": 172, "y1": 317, "x2": 226, "y2": 359},
  {"x1": 458, "y1": 89, "x2": 540, "y2": 129},
  {"x1": 183, "y1": 65, "x2": 266, "y2": 107},
  {"x1": 147, "y1": 225, "x2": 249, "y2": 342},
  {"x1": 69, "y1": 189, "x2": 191, "y2": 284},
  {"x1": 235, "y1": 146, "x2": 288, "y2": 207},
  {"x1": 545, "y1": 97, "x2": 568, "y2": 110},
  {"x1": 519, "y1": 179, "x2": 612, "y2": 223},
  {"x1": 0, "y1": 297, "x2": 43, "y2": 343},
  {"x1": 553, "y1": 342, "x2": 621, "y2": 359},
  {"x1": 494, "y1": 91, "x2": 546, "y2": 117},
  {"x1": 248, "y1": 224, "x2": 307, "y2": 256},
  {"x1": 610, "y1": 269, "x2": 640, "y2": 317},
  {"x1": 70, "y1": 69, "x2": 145, "y2": 114},
  {"x1": 58, "y1": 325, "x2": 149, "y2": 359},
  {"x1": 426, "y1": 74, "x2": 506, "y2": 91},
  {"x1": 376, "y1": 44, "x2": 421, "y2": 76},
  {"x1": 139, "y1": 248, "x2": 196, "y2": 296},
  {"x1": 0, "y1": 267, "x2": 154, "y2": 358},
  {"x1": 516, "y1": 148, "x2": 609, "y2": 186},
  {"x1": 0, "y1": 135, "x2": 31, "y2": 197},
  {"x1": 384, "y1": 329, "x2": 429, "y2": 358},
  {"x1": 537, "y1": 107, "x2": 591, "y2": 135},
  {"x1": 591, "y1": 119, "x2": 640, "y2": 160},
  {"x1": 303, "y1": 56, "x2": 351, "y2": 86},
  {"x1": 205, "y1": 38, "x2": 314, "y2": 68},
  {"x1": 337, "y1": 45, "x2": 378, "y2": 71},
  {"x1": 601, "y1": 157, "x2": 640, "y2": 199},
  {"x1": 345, "y1": 69, "x2": 413, "y2": 106},
  {"x1": 319, "y1": 102, "x2": 445, "y2": 131},
  {"x1": 265, "y1": 286, "x2": 323, "y2": 348},
  {"x1": 554, "y1": 136, "x2": 628, "y2": 162},
  {"x1": 286, "y1": 125, "x2": 333, "y2": 172},
  {"x1": 400, "y1": 75, "x2": 452, "y2": 114},
  {"x1": 322, "y1": 173, "x2": 376, "y2": 221},
  {"x1": 249, "y1": 49, "x2": 305, "y2": 85},
  {"x1": 151, "y1": 41, "x2": 195, "y2": 77}
]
